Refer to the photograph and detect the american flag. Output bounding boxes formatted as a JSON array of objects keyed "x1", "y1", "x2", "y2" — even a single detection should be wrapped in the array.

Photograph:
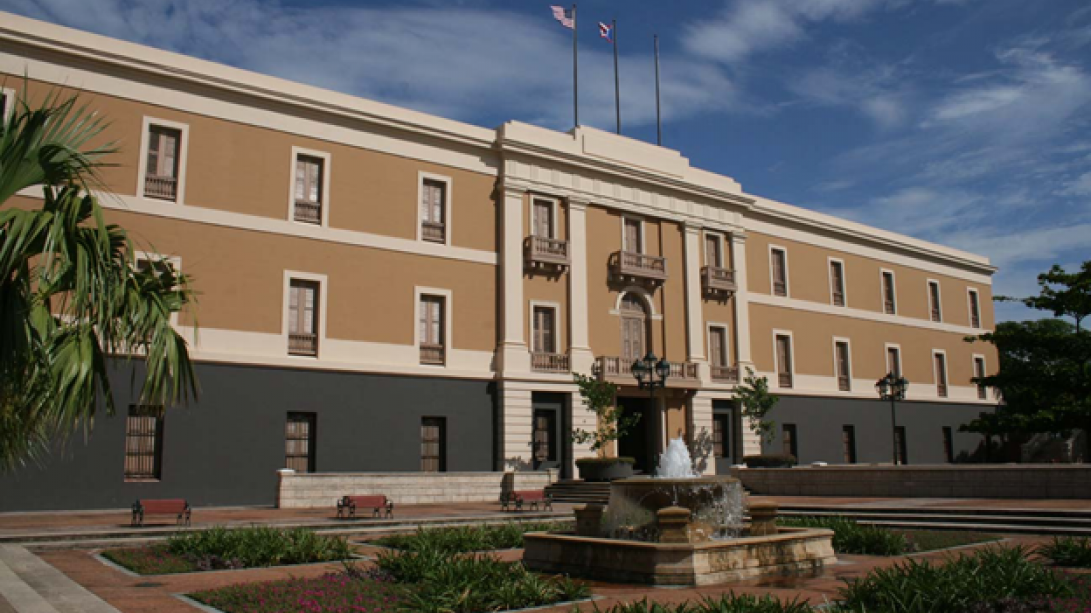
[
  {"x1": 598, "y1": 21, "x2": 613, "y2": 43},
  {"x1": 550, "y1": 5, "x2": 574, "y2": 29}
]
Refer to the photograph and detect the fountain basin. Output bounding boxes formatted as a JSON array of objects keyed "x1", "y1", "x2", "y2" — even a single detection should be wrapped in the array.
[
  {"x1": 523, "y1": 526, "x2": 836, "y2": 586},
  {"x1": 603, "y1": 476, "x2": 745, "y2": 542}
]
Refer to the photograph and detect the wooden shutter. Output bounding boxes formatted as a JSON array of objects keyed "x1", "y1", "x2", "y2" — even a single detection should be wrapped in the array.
[
  {"x1": 776, "y1": 335, "x2": 793, "y2": 387},
  {"x1": 842, "y1": 426, "x2": 856, "y2": 464},
  {"x1": 969, "y1": 291, "x2": 981, "y2": 328},
  {"x1": 705, "y1": 235, "x2": 721, "y2": 267},
  {"x1": 887, "y1": 347, "x2": 901, "y2": 377},
  {"x1": 285, "y1": 413, "x2": 316, "y2": 472},
  {"x1": 836, "y1": 342, "x2": 851, "y2": 391},
  {"x1": 882, "y1": 272, "x2": 896, "y2": 314},
  {"x1": 148, "y1": 127, "x2": 179, "y2": 178},
  {"x1": 782, "y1": 424, "x2": 797, "y2": 457},
  {"x1": 533, "y1": 200, "x2": 553, "y2": 238},
  {"x1": 830, "y1": 261, "x2": 845, "y2": 306},
  {"x1": 124, "y1": 405, "x2": 164, "y2": 480},
  {"x1": 295, "y1": 156, "x2": 322, "y2": 203},
  {"x1": 421, "y1": 417, "x2": 445, "y2": 472},
  {"x1": 929, "y1": 282, "x2": 942, "y2": 321},
  {"x1": 533, "y1": 307, "x2": 555, "y2": 353},
  {"x1": 771, "y1": 250, "x2": 787, "y2": 296},
  {"x1": 975, "y1": 357, "x2": 987, "y2": 399},
  {"x1": 709, "y1": 328, "x2": 726, "y2": 367},
  {"x1": 419, "y1": 296, "x2": 443, "y2": 345},
  {"x1": 624, "y1": 218, "x2": 642, "y2": 253},
  {"x1": 288, "y1": 281, "x2": 317, "y2": 335},
  {"x1": 712, "y1": 415, "x2": 727, "y2": 458},
  {"x1": 935, "y1": 353, "x2": 948, "y2": 397}
]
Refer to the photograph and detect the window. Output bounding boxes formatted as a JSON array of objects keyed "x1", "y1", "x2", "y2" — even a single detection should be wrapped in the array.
[
  {"x1": 835, "y1": 340, "x2": 851, "y2": 392},
  {"x1": 293, "y1": 154, "x2": 325, "y2": 224},
  {"x1": 532, "y1": 198, "x2": 555, "y2": 238},
  {"x1": 709, "y1": 326, "x2": 728, "y2": 368},
  {"x1": 285, "y1": 412, "x2": 316, "y2": 472},
  {"x1": 968, "y1": 289, "x2": 982, "y2": 328},
  {"x1": 894, "y1": 426, "x2": 908, "y2": 465},
  {"x1": 533, "y1": 410, "x2": 557, "y2": 466},
  {"x1": 934, "y1": 352, "x2": 948, "y2": 398},
  {"x1": 144, "y1": 125, "x2": 182, "y2": 201},
  {"x1": 770, "y1": 248, "x2": 788, "y2": 297},
  {"x1": 288, "y1": 279, "x2": 320, "y2": 356},
  {"x1": 974, "y1": 356, "x2": 987, "y2": 399},
  {"x1": 881, "y1": 271, "x2": 897, "y2": 315},
  {"x1": 623, "y1": 217, "x2": 643, "y2": 253},
  {"x1": 830, "y1": 260, "x2": 846, "y2": 307},
  {"x1": 124, "y1": 405, "x2": 164, "y2": 480},
  {"x1": 620, "y1": 294, "x2": 648, "y2": 365},
  {"x1": 928, "y1": 281, "x2": 942, "y2": 322},
  {"x1": 419, "y1": 295, "x2": 446, "y2": 365},
  {"x1": 532, "y1": 305, "x2": 557, "y2": 354},
  {"x1": 421, "y1": 417, "x2": 446, "y2": 472},
  {"x1": 420, "y1": 178, "x2": 447, "y2": 243},
  {"x1": 713, "y1": 414, "x2": 731, "y2": 459},
  {"x1": 705, "y1": 233, "x2": 723, "y2": 267},
  {"x1": 775, "y1": 334, "x2": 793, "y2": 388},
  {"x1": 942, "y1": 427, "x2": 954, "y2": 463},
  {"x1": 782, "y1": 424, "x2": 798, "y2": 458},
  {"x1": 0, "y1": 87, "x2": 13, "y2": 122},
  {"x1": 842, "y1": 426, "x2": 857, "y2": 464},
  {"x1": 886, "y1": 346, "x2": 902, "y2": 378}
]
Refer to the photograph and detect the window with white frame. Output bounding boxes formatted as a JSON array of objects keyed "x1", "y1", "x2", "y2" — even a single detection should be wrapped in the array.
[
  {"x1": 881, "y1": 271, "x2": 897, "y2": 315},
  {"x1": 974, "y1": 356, "x2": 987, "y2": 400},
  {"x1": 419, "y1": 295, "x2": 446, "y2": 365},
  {"x1": 928, "y1": 280, "x2": 942, "y2": 322},
  {"x1": 532, "y1": 305, "x2": 557, "y2": 354},
  {"x1": 709, "y1": 326, "x2": 729, "y2": 368},
  {"x1": 705, "y1": 233, "x2": 724, "y2": 267},
  {"x1": 420, "y1": 178, "x2": 448, "y2": 243},
  {"x1": 532, "y1": 198, "x2": 556, "y2": 239},
  {"x1": 829, "y1": 260, "x2": 846, "y2": 307},
  {"x1": 775, "y1": 333, "x2": 793, "y2": 388},
  {"x1": 968, "y1": 289, "x2": 982, "y2": 328},
  {"x1": 288, "y1": 279, "x2": 320, "y2": 357},
  {"x1": 835, "y1": 340, "x2": 851, "y2": 392},
  {"x1": 886, "y1": 345, "x2": 902, "y2": 378},
  {"x1": 623, "y1": 217, "x2": 643, "y2": 253},
  {"x1": 771, "y1": 248, "x2": 788, "y2": 297},
  {"x1": 144, "y1": 124, "x2": 183, "y2": 201},
  {"x1": 934, "y1": 352, "x2": 948, "y2": 398},
  {"x1": 293, "y1": 153, "x2": 325, "y2": 224}
]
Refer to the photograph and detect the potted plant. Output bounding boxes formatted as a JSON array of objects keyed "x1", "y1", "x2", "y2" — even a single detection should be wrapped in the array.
[{"x1": 571, "y1": 373, "x2": 641, "y2": 482}]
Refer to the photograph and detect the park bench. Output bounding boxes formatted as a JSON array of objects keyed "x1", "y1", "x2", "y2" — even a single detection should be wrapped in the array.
[
  {"x1": 131, "y1": 499, "x2": 191, "y2": 527},
  {"x1": 336, "y1": 495, "x2": 394, "y2": 519},
  {"x1": 500, "y1": 490, "x2": 552, "y2": 512}
]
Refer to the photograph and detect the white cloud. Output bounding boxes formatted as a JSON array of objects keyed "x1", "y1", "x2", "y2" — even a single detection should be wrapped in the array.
[
  {"x1": 1055, "y1": 171, "x2": 1091, "y2": 197},
  {"x1": 789, "y1": 64, "x2": 909, "y2": 129}
]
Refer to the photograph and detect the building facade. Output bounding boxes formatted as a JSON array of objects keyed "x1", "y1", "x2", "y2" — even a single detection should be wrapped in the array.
[{"x1": 0, "y1": 14, "x2": 998, "y2": 512}]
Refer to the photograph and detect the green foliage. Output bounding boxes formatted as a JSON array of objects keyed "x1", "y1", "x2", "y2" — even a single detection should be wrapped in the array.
[
  {"x1": 779, "y1": 516, "x2": 908, "y2": 556},
  {"x1": 586, "y1": 594, "x2": 812, "y2": 613},
  {"x1": 733, "y1": 367, "x2": 779, "y2": 444},
  {"x1": 1039, "y1": 536, "x2": 1091, "y2": 568},
  {"x1": 964, "y1": 261, "x2": 1091, "y2": 437},
  {"x1": 1, "y1": 85, "x2": 197, "y2": 470},
  {"x1": 742, "y1": 454, "x2": 797, "y2": 468},
  {"x1": 102, "y1": 545, "x2": 196, "y2": 575},
  {"x1": 571, "y1": 372, "x2": 640, "y2": 458},
  {"x1": 164, "y1": 526, "x2": 353, "y2": 569},
  {"x1": 191, "y1": 571, "x2": 410, "y2": 613},
  {"x1": 834, "y1": 546, "x2": 1075, "y2": 613},
  {"x1": 373, "y1": 521, "x2": 569, "y2": 553}
]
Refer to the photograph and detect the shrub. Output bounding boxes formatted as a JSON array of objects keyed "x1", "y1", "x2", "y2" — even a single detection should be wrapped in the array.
[
  {"x1": 743, "y1": 454, "x2": 796, "y2": 468},
  {"x1": 780, "y1": 516, "x2": 907, "y2": 556},
  {"x1": 587, "y1": 594, "x2": 812, "y2": 613},
  {"x1": 1039, "y1": 536, "x2": 1091, "y2": 568},
  {"x1": 166, "y1": 526, "x2": 353, "y2": 569},
  {"x1": 374, "y1": 521, "x2": 569, "y2": 553},
  {"x1": 834, "y1": 546, "x2": 1076, "y2": 613}
]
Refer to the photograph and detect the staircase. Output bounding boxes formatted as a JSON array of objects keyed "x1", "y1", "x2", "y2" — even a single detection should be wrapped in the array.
[
  {"x1": 0, "y1": 545, "x2": 120, "y2": 613},
  {"x1": 778, "y1": 504, "x2": 1091, "y2": 537},
  {"x1": 545, "y1": 480, "x2": 611, "y2": 505}
]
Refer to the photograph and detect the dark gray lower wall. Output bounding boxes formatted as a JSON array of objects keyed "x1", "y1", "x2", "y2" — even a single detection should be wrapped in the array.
[
  {"x1": 0, "y1": 361, "x2": 496, "y2": 512},
  {"x1": 761, "y1": 395, "x2": 995, "y2": 465}
]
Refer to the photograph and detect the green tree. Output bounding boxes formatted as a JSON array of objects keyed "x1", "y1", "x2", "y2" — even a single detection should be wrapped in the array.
[
  {"x1": 963, "y1": 262, "x2": 1091, "y2": 437},
  {"x1": 734, "y1": 368, "x2": 780, "y2": 445},
  {"x1": 571, "y1": 373, "x2": 640, "y2": 458},
  {"x1": 0, "y1": 86, "x2": 198, "y2": 470}
]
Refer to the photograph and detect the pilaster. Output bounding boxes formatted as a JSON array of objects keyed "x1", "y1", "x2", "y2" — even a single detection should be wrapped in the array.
[
  {"x1": 567, "y1": 198, "x2": 595, "y2": 375},
  {"x1": 730, "y1": 232, "x2": 753, "y2": 370},
  {"x1": 683, "y1": 222, "x2": 709, "y2": 383},
  {"x1": 500, "y1": 185, "x2": 530, "y2": 373},
  {"x1": 688, "y1": 394, "x2": 716, "y2": 475},
  {"x1": 498, "y1": 383, "x2": 534, "y2": 471}
]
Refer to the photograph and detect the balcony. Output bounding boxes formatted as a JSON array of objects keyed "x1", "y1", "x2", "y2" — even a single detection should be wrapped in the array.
[
  {"x1": 421, "y1": 221, "x2": 446, "y2": 243},
  {"x1": 701, "y1": 266, "x2": 737, "y2": 294},
  {"x1": 531, "y1": 352, "x2": 570, "y2": 373},
  {"x1": 609, "y1": 251, "x2": 668, "y2": 284},
  {"x1": 420, "y1": 343, "x2": 445, "y2": 365},
  {"x1": 595, "y1": 356, "x2": 699, "y2": 387},
  {"x1": 144, "y1": 175, "x2": 177, "y2": 201},
  {"x1": 710, "y1": 365, "x2": 739, "y2": 383},
  {"x1": 289, "y1": 333, "x2": 318, "y2": 357},
  {"x1": 294, "y1": 200, "x2": 322, "y2": 224},
  {"x1": 524, "y1": 236, "x2": 569, "y2": 270}
]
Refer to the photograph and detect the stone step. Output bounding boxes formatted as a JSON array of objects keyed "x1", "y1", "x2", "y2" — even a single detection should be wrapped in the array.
[
  {"x1": 780, "y1": 509, "x2": 1091, "y2": 528},
  {"x1": 0, "y1": 545, "x2": 118, "y2": 613},
  {"x1": 778, "y1": 504, "x2": 1091, "y2": 520}
]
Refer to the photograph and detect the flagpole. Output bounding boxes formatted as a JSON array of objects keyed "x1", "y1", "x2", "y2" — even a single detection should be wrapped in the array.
[
  {"x1": 573, "y1": 4, "x2": 579, "y2": 128},
  {"x1": 654, "y1": 34, "x2": 661, "y2": 146},
  {"x1": 612, "y1": 18, "x2": 620, "y2": 135}
]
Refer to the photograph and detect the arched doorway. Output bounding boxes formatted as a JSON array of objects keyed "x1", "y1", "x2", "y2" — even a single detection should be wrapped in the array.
[{"x1": 619, "y1": 293, "x2": 649, "y2": 365}]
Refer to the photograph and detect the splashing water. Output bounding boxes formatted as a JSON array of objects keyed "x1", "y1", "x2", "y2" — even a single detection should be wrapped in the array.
[{"x1": 656, "y1": 437, "x2": 698, "y2": 478}]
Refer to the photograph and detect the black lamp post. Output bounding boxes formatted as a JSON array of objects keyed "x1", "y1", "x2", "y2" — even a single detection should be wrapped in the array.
[
  {"x1": 875, "y1": 372, "x2": 909, "y2": 465},
  {"x1": 633, "y1": 352, "x2": 670, "y2": 460}
]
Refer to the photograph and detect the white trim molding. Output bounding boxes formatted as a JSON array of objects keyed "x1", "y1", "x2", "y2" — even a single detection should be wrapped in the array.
[
  {"x1": 879, "y1": 268, "x2": 897, "y2": 315},
  {"x1": 611, "y1": 287, "x2": 663, "y2": 320},
  {"x1": 415, "y1": 285, "x2": 454, "y2": 368},
  {"x1": 932, "y1": 348, "x2": 949, "y2": 399},
  {"x1": 529, "y1": 194, "x2": 561, "y2": 239},
  {"x1": 967, "y1": 287, "x2": 982, "y2": 329},
  {"x1": 831, "y1": 336, "x2": 853, "y2": 392},
  {"x1": 768, "y1": 244, "x2": 790, "y2": 298},
  {"x1": 926, "y1": 278, "x2": 943, "y2": 323},
  {"x1": 136, "y1": 116, "x2": 190, "y2": 205},
  {"x1": 772, "y1": 329, "x2": 796, "y2": 390},
  {"x1": 417, "y1": 171, "x2": 454, "y2": 246},
  {"x1": 288, "y1": 146, "x2": 332, "y2": 228},
  {"x1": 282, "y1": 270, "x2": 329, "y2": 360},
  {"x1": 827, "y1": 256, "x2": 847, "y2": 307},
  {"x1": 749, "y1": 293, "x2": 987, "y2": 336}
]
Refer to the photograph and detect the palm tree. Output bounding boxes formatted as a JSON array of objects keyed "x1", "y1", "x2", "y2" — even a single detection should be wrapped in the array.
[{"x1": 0, "y1": 84, "x2": 198, "y2": 471}]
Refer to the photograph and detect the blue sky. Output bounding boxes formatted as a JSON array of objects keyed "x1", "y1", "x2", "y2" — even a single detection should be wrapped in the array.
[{"x1": 4, "y1": 0, "x2": 1090, "y2": 322}]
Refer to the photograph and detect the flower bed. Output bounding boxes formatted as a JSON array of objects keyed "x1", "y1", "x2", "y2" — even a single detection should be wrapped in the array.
[
  {"x1": 372, "y1": 521, "x2": 570, "y2": 553},
  {"x1": 191, "y1": 569, "x2": 411, "y2": 613},
  {"x1": 103, "y1": 526, "x2": 354, "y2": 575}
]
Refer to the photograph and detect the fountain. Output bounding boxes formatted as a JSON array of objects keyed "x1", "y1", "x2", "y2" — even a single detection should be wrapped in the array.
[{"x1": 523, "y1": 438, "x2": 836, "y2": 586}]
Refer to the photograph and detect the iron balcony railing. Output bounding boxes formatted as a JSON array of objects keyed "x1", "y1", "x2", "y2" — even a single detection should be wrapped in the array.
[
  {"x1": 778, "y1": 371, "x2": 793, "y2": 388},
  {"x1": 421, "y1": 221, "x2": 446, "y2": 243},
  {"x1": 531, "y1": 352, "x2": 570, "y2": 373},
  {"x1": 420, "y1": 343, "x2": 446, "y2": 365},
  {"x1": 701, "y1": 266, "x2": 737, "y2": 293},
  {"x1": 610, "y1": 250, "x2": 668, "y2": 283},
  {"x1": 144, "y1": 175, "x2": 177, "y2": 201},
  {"x1": 294, "y1": 200, "x2": 322, "y2": 224},
  {"x1": 595, "y1": 356, "x2": 698, "y2": 383},
  {"x1": 710, "y1": 365, "x2": 739, "y2": 383},
  {"x1": 524, "y1": 236, "x2": 570, "y2": 269},
  {"x1": 289, "y1": 333, "x2": 318, "y2": 357}
]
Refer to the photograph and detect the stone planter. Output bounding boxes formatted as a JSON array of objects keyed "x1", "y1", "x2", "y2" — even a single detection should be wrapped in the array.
[{"x1": 577, "y1": 459, "x2": 634, "y2": 482}]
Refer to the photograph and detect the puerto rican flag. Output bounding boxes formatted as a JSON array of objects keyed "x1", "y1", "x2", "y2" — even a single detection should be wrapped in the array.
[
  {"x1": 550, "y1": 5, "x2": 574, "y2": 29},
  {"x1": 598, "y1": 21, "x2": 613, "y2": 43}
]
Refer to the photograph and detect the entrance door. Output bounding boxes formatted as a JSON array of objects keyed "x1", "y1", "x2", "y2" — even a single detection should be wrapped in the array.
[
  {"x1": 617, "y1": 396, "x2": 653, "y2": 474},
  {"x1": 532, "y1": 409, "x2": 558, "y2": 470},
  {"x1": 712, "y1": 401, "x2": 735, "y2": 474}
]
